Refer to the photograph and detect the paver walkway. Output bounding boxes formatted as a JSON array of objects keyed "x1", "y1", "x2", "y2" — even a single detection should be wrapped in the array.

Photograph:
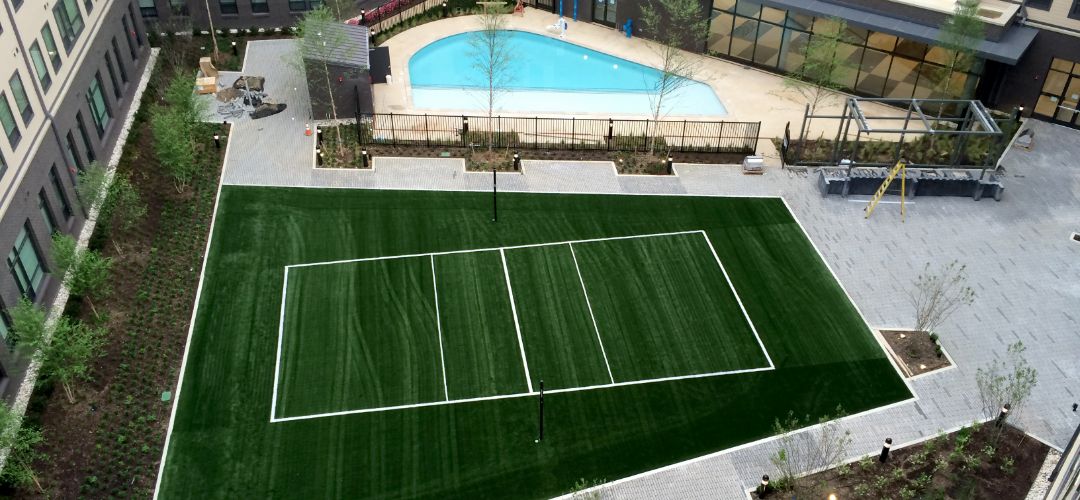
[{"x1": 222, "y1": 40, "x2": 1080, "y2": 498}]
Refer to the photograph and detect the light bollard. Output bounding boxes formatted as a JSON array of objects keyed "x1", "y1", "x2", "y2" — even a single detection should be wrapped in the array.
[{"x1": 879, "y1": 437, "x2": 892, "y2": 463}]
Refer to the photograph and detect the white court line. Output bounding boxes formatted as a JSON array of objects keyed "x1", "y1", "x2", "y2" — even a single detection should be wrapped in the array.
[
  {"x1": 699, "y1": 231, "x2": 775, "y2": 369},
  {"x1": 431, "y1": 256, "x2": 449, "y2": 401},
  {"x1": 270, "y1": 268, "x2": 289, "y2": 420},
  {"x1": 568, "y1": 243, "x2": 615, "y2": 384},
  {"x1": 285, "y1": 230, "x2": 704, "y2": 269},
  {"x1": 270, "y1": 365, "x2": 775, "y2": 422},
  {"x1": 500, "y1": 249, "x2": 534, "y2": 394}
]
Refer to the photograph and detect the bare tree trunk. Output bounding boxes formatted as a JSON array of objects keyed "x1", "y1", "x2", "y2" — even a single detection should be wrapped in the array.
[
  {"x1": 321, "y1": 62, "x2": 345, "y2": 157},
  {"x1": 205, "y1": 0, "x2": 220, "y2": 61},
  {"x1": 63, "y1": 380, "x2": 76, "y2": 404}
]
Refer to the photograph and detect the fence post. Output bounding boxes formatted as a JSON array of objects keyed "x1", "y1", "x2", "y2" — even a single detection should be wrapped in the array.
[
  {"x1": 716, "y1": 121, "x2": 725, "y2": 153},
  {"x1": 357, "y1": 114, "x2": 365, "y2": 145},
  {"x1": 607, "y1": 118, "x2": 613, "y2": 151},
  {"x1": 498, "y1": 116, "x2": 502, "y2": 148},
  {"x1": 571, "y1": 117, "x2": 576, "y2": 150},
  {"x1": 390, "y1": 112, "x2": 396, "y2": 144},
  {"x1": 753, "y1": 122, "x2": 761, "y2": 155},
  {"x1": 534, "y1": 116, "x2": 539, "y2": 149},
  {"x1": 680, "y1": 120, "x2": 687, "y2": 152},
  {"x1": 424, "y1": 114, "x2": 431, "y2": 147},
  {"x1": 462, "y1": 116, "x2": 469, "y2": 147}
]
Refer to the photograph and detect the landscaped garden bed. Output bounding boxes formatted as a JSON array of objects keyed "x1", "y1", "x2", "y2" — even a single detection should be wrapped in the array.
[
  {"x1": 8, "y1": 35, "x2": 228, "y2": 499},
  {"x1": 880, "y1": 328, "x2": 953, "y2": 377},
  {"x1": 761, "y1": 423, "x2": 1049, "y2": 499}
]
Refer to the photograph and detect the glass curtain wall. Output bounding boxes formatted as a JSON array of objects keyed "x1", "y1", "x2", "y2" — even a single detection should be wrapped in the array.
[{"x1": 708, "y1": 0, "x2": 982, "y2": 101}]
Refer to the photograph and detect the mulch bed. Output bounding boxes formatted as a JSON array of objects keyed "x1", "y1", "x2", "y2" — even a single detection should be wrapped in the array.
[
  {"x1": 881, "y1": 329, "x2": 952, "y2": 377},
  {"x1": 8, "y1": 36, "x2": 227, "y2": 499},
  {"x1": 770, "y1": 424, "x2": 1049, "y2": 499}
]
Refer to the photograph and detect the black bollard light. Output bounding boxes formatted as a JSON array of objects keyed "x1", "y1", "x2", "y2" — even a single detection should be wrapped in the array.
[
  {"x1": 513, "y1": 152, "x2": 520, "y2": 170},
  {"x1": 213, "y1": 134, "x2": 221, "y2": 149},
  {"x1": 996, "y1": 403, "x2": 1010, "y2": 428},
  {"x1": 756, "y1": 474, "x2": 771, "y2": 498},
  {"x1": 316, "y1": 127, "x2": 323, "y2": 145},
  {"x1": 359, "y1": 9, "x2": 366, "y2": 24},
  {"x1": 361, "y1": 149, "x2": 369, "y2": 168},
  {"x1": 1073, "y1": 403, "x2": 1078, "y2": 412},
  {"x1": 442, "y1": 1, "x2": 448, "y2": 17},
  {"x1": 879, "y1": 437, "x2": 892, "y2": 463},
  {"x1": 666, "y1": 156, "x2": 673, "y2": 175},
  {"x1": 463, "y1": 116, "x2": 469, "y2": 136},
  {"x1": 231, "y1": 41, "x2": 238, "y2": 57},
  {"x1": 315, "y1": 148, "x2": 323, "y2": 166}
]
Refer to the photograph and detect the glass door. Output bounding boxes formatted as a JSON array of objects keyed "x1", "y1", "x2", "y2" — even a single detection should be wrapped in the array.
[
  {"x1": 592, "y1": 0, "x2": 616, "y2": 27},
  {"x1": 1033, "y1": 57, "x2": 1080, "y2": 128}
]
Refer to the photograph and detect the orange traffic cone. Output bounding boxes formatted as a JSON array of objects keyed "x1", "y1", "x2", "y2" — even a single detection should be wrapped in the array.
[{"x1": 305, "y1": 123, "x2": 312, "y2": 136}]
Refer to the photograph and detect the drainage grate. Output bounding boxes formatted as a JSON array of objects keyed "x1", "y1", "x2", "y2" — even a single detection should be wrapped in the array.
[{"x1": 1072, "y1": 232, "x2": 1080, "y2": 244}]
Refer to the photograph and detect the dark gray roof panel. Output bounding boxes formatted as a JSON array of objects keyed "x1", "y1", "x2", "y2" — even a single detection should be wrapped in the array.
[
  {"x1": 302, "y1": 21, "x2": 371, "y2": 69},
  {"x1": 762, "y1": 0, "x2": 1038, "y2": 64}
]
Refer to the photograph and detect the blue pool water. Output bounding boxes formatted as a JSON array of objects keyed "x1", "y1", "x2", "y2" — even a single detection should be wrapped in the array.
[{"x1": 408, "y1": 30, "x2": 726, "y2": 116}]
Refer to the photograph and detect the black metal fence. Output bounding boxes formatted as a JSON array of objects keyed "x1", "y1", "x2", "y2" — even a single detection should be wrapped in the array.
[{"x1": 356, "y1": 113, "x2": 761, "y2": 154}]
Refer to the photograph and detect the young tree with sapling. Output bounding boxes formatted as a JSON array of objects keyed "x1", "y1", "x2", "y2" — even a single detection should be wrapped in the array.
[
  {"x1": 296, "y1": 7, "x2": 356, "y2": 159},
  {"x1": 639, "y1": 0, "x2": 707, "y2": 155},
  {"x1": 976, "y1": 341, "x2": 1037, "y2": 435},
  {"x1": 41, "y1": 317, "x2": 106, "y2": 403},
  {"x1": 75, "y1": 161, "x2": 108, "y2": 215},
  {"x1": 468, "y1": 4, "x2": 514, "y2": 151},
  {"x1": 152, "y1": 73, "x2": 207, "y2": 193},
  {"x1": 7, "y1": 298, "x2": 48, "y2": 354},
  {"x1": 909, "y1": 260, "x2": 975, "y2": 339},
  {"x1": 51, "y1": 233, "x2": 113, "y2": 319},
  {"x1": 768, "y1": 405, "x2": 852, "y2": 493},
  {"x1": 785, "y1": 17, "x2": 856, "y2": 134},
  {"x1": 0, "y1": 401, "x2": 46, "y2": 493},
  {"x1": 203, "y1": 0, "x2": 221, "y2": 62},
  {"x1": 931, "y1": 0, "x2": 984, "y2": 140},
  {"x1": 102, "y1": 172, "x2": 147, "y2": 255}
]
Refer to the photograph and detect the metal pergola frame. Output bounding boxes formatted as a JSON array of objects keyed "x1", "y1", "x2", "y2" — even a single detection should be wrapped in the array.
[{"x1": 793, "y1": 97, "x2": 1008, "y2": 173}]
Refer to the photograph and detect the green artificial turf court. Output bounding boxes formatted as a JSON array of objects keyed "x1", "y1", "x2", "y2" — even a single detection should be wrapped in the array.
[{"x1": 156, "y1": 187, "x2": 913, "y2": 499}]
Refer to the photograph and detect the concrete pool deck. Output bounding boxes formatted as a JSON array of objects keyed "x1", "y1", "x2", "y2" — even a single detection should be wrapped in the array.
[{"x1": 375, "y1": 9, "x2": 908, "y2": 139}]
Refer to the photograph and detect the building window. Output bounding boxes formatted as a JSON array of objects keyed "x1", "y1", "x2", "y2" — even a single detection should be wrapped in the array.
[
  {"x1": 42, "y1": 23, "x2": 63, "y2": 71},
  {"x1": 122, "y1": 15, "x2": 138, "y2": 59},
  {"x1": 39, "y1": 192, "x2": 57, "y2": 235},
  {"x1": 0, "y1": 93, "x2": 20, "y2": 148},
  {"x1": 104, "y1": 53, "x2": 123, "y2": 99},
  {"x1": 125, "y1": 7, "x2": 144, "y2": 46},
  {"x1": 49, "y1": 168, "x2": 73, "y2": 219},
  {"x1": 84, "y1": 0, "x2": 93, "y2": 13},
  {"x1": 138, "y1": 0, "x2": 157, "y2": 16},
  {"x1": 289, "y1": 0, "x2": 319, "y2": 11},
  {"x1": 8, "y1": 225, "x2": 46, "y2": 301},
  {"x1": 9, "y1": 73, "x2": 33, "y2": 124},
  {"x1": 219, "y1": 0, "x2": 238, "y2": 14},
  {"x1": 1033, "y1": 57, "x2": 1080, "y2": 127},
  {"x1": 1071, "y1": 0, "x2": 1080, "y2": 19},
  {"x1": 111, "y1": 39, "x2": 129, "y2": 83},
  {"x1": 0, "y1": 151, "x2": 6, "y2": 179},
  {"x1": 76, "y1": 112, "x2": 95, "y2": 162},
  {"x1": 29, "y1": 42, "x2": 53, "y2": 92},
  {"x1": 1025, "y1": 0, "x2": 1050, "y2": 10},
  {"x1": 169, "y1": 0, "x2": 189, "y2": 15},
  {"x1": 0, "y1": 310, "x2": 9, "y2": 341},
  {"x1": 706, "y1": 0, "x2": 982, "y2": 102},
  {"x1": 52, "y1": 0, "x2": 86, "y2": 51},
  {"x1": 251, "y1": 0, "x2": 268, "y2": 13},
  {"x1": 12, "y1": 0, "x2": 23, "y2": 11},
  {"x1": 64, "y1": 131, "x2": 83, "y2": 171},
  {"x1": 87, "y1": 74, "x2": 110, "y2": 136}
]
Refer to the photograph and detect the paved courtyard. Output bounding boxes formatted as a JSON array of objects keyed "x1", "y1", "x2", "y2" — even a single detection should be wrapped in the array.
[{"x1": 219, "y1": 40, "x2": 1080, "y2": 498}]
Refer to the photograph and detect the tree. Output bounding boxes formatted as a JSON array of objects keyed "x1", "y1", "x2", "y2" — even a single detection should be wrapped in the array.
[
  {"x1": 785, "y1": 17, "x2": 856, "y2": 133},
  {"x1": 934, "y1": 0, "x2": 984, "y2": 105},
  {"x1": 7, "y1": 298, "x2": 48, "y2": 355},
  {"x1": 75, "y1": 161, "x2": 108, "y2": 215},
  {"x1": 40, "y1": 316, "x2": 106, "y2": 403},
  {"x1": 976, "y1": 341, "x2": 1037, "y2": 422},
  {"x1": 296, "y1": 7, "x2": 357, "y2": 158},
  {"x1": 51, "y1": 233, "x2": 113, "y2": 319},
  {"x1": 152, "y1": 73, "x2": 206, "y2": 193},
  {"x1": 203, "y1": 0, "x2": 221, "y2": 62},
  {"x1": 0, "y1": 401, "x2": 46, "y2": 493},
  {"x1": 102, "y1": 172, "x2": 147, "y2": 254},
  {"x1": 769, "y1": 406, "x2": 852, "y2": 493},
  {"x1": 639, "y1": 0, "x2": 707, "y2": 155},
  {"x1": 468, "y1": 4, "x2": 514, "y2": 151},
  {"x1": 908, "y1": 260, "x2": 975, "y2": 334}
]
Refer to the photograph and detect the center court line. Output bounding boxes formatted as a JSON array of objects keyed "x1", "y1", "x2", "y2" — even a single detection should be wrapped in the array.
[
  {"x1": 431, "y1": 256, "x2": 449, "y2": 401},
  {"x1": 269, "y1": 365, "x2": 775, "y2": 422},
  {"x1": 500, "y1": 249, "x2": 534, "y2": 393},
  {"x1": 568, "y1": 243, "x2": 615, "y2": 384}
]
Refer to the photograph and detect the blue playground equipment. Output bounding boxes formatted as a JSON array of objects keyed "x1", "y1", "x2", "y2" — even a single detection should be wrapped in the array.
[{"x1": 623, "y1": 19, "x2": 632, "y2": 38}]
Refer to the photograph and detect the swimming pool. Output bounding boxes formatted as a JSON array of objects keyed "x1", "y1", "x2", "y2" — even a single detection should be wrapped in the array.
[{"x1": 408, "y1": 30, "x2": 727, "y2": 116}]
